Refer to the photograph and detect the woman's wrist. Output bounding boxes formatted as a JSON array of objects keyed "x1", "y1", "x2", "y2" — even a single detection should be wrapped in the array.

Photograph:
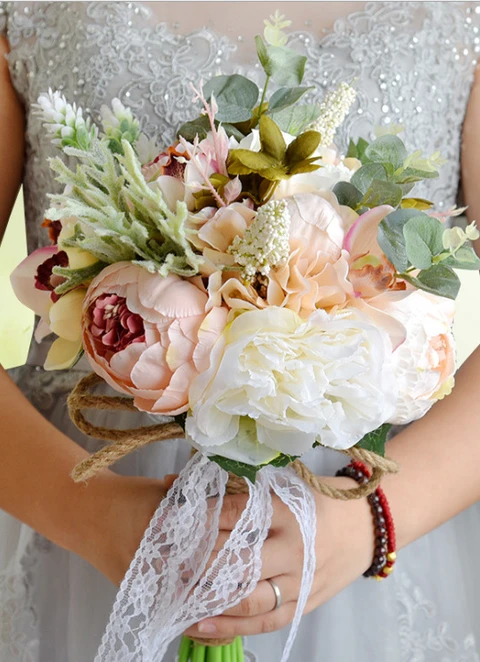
[
  {"x1": 315, "y1": 475, "x2": 376, "y2": 597},
  {"x1": 64, "y1": 471, "x2": 169, "y2": 586}
]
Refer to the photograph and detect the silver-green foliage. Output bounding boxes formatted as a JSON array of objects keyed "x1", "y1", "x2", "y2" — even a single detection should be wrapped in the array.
[{"x1": 46, "y1": 139, "x2": 201, "y2": 277}]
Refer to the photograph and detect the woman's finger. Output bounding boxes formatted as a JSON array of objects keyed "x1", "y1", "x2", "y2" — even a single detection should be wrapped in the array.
[
  {"x1": 184, "y1": 600, "x2": 297, "y2": 639},
  {"x1": 221, "y1": 575, "x2": 297, "y2": 617}
]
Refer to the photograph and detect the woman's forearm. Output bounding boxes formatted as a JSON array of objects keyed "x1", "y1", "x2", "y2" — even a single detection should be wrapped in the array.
[
  {"x1": 0, "y1": 365, "x2": 118, "y2": 557},
  {"x1": 383, "y1": 345, "x2": 480, "y2": 549}
]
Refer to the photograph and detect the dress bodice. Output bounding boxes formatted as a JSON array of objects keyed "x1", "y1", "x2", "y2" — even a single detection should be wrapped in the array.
[{"x1": 1, "y1": 1, "x2": 480, "y2": 254}]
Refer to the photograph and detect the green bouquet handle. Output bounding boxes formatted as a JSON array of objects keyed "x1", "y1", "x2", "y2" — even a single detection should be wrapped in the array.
[{"x1": 178, "y1": 636, "x2": 244, "y2": 662}]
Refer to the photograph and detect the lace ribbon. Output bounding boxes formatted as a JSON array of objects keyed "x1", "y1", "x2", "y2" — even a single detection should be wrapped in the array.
[{"x1": 94, "y1": 454, "x2": 317, "y2": 662}]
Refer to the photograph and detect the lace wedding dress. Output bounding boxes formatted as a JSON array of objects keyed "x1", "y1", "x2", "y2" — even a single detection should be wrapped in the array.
[{"x1": 1, "y1": 2, "x2": 480, "y2": 660}]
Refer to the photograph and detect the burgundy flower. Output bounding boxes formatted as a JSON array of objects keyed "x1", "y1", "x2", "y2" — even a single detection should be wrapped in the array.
[
  {"x1": 89, "y1": 293, "x2": 145, "y2": 360},
  {"x1": 42, "y1": 218, "x2": 63, "y2": 244},
  {"x1": 35, "y1": 250, "x2": 69, "y2": 302}
]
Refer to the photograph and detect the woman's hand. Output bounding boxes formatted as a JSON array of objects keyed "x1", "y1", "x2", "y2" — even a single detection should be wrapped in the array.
[{"x1": 185, "y1": 476, "x2": 375, "y2": 639}]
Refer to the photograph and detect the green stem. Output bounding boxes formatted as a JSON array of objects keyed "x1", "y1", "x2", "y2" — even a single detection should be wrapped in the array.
[
  {"x1": 192, "y1": 642, "x2": 206, "y2": 662},
  {"x1": 178, "y1": 636, "x2": 193, "y2": 662},
  {"x1": 223, "y1": 643, "x2": 232, "y2": 662},
  {"x1": 258, "y1": 75, "x2": 271, "y2": 117},
  {"x1": 206, "y1": 645, "x2": 223, "y2": 662},
  {"x1": 236, "y1": 637, "x2": 245, "y2": 662}
]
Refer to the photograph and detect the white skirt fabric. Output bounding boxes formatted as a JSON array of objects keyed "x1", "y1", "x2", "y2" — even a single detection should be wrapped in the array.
[{"x1": 2, "y1": 362, "x2": 480, "y2": 662}]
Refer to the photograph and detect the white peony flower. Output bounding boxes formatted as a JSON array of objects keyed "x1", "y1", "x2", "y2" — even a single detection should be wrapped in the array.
[
  {"x1": 371, "y1": 290, "x2": 456, "y2": 425},
  {"x1": 186, "y1": 307, "x2": 397, "y2": 465},
  {"x1": 273, "y1": 162, "x2": 353, "y2": 198}
]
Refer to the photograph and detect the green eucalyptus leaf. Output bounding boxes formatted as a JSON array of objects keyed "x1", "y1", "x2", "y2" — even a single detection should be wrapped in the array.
[
  {"x1": 403, "y1": 215, "x2": 444, "y2": 270},
  {"x1": 268, "y1": 86, "x2": 314, "y2": 112},
  {"x1": 356, "y1": 423, "x2": 391, "y2": 457},
  {"x1": 365, "y1": 135, "x2": 408, "y2": 170},
  {"x1": 177, "y1": 115, "x2": 210, "y2": 141},
  {"x1": 261, "y1": 44, "x2": 307, "y2": 86},
  {"x1": 269, "y1": 104, "x2": 322, "y2": 136},
  {"x1": 347, "y1": 137, "x2": 370, "y2": 162},
  {"x1": 351, "y1": 163, "x2": 387, "y2": 195},
  {"x1": 215, "y1": 103, "x2": 254, "y2": 123},
  {"x1": 377, "y1": 208, "x2": 420, "y2": 272},
  {"x1": 404, "y1": 264, "x2": 461, "y2": 300},
  {"x1": 441, "y1": 246, "x2": 480, "y2": 270},
  {"x1": 362, "y1": 180, "x2": 403, "y2": 208},
  {"x1": 203, "y1": 74, "x2": 259, "y2": 117},
  {"x1": 255, "y1": 35, "x2": 270, "y2": 72},
  {"x1": 259, "y1": 114, "x2": 287, "y2": 161},
  {"x1": 394, "y1": 166, "x2": 439, "y2": 184},
  {"x1": 332, "y1": 181, "x2": 364, "y2": 209},
  {"x1": 286, "y1": 130, "x2": 321, "y2": 164}
]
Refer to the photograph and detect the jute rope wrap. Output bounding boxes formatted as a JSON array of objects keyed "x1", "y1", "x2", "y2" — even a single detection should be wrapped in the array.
[
  {"x1": 68, "y1": 373, "x2": 399, "y2": 647},
  {"x1": 68, "y1": 373, "x2": 399, "y2": 497}
]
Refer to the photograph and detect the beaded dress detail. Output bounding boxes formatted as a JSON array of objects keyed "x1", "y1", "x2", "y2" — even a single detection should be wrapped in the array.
[{"x1": 1, "y1": 2, "x2": 480, "y2": 661}]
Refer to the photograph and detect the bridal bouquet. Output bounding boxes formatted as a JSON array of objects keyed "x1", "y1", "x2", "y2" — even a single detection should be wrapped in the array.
[{"x1": 11, "y1": 12, "x2": 480, "y2": 662}]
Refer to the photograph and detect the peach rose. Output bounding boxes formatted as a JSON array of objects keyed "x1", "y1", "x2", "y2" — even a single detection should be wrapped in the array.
[{"x1": 82, "y1": 262, "x2": 228, "y2": 415}]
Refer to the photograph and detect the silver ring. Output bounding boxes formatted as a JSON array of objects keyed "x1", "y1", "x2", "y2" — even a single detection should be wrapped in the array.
[{"x1": 266, "y1": 578, "x2": 282, "y2": 611}]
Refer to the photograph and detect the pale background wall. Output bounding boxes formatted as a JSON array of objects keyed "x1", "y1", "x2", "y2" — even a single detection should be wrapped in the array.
[{"x1": 1, "y1": 194, "x2": 479, "y2": 370}]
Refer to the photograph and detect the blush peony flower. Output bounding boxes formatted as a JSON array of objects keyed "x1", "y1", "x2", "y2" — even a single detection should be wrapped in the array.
[
  {"x1": 370, "y1": 290, "x2": 456, "y2": 424},
  {"x1": 207, "y1": 193, "x2": 353, "y2": 317},
  {"x1": 186, "y1": 306, "x2": 397, "y2": 465},
  {"x1": 82, "y1": 262, "x2": 228, "y2": 415}
]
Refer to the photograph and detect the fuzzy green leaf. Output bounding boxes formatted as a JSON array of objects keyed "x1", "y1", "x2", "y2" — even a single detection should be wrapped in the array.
[
  {"x1": 404, "y1": 264, "x2": 461, "y2": 300},
  {"x1": 287, "y1": 159, "x2": 322, "y2": 176},
  {"x1": 52, "y1": 261, "x2": 107, "y2": 295},
  {"x1": 356, "y1": 424, "x2": 391, "y2": 457},
  {"x1": 365, "y1": 135, "x2": 408, "y2": 170},
  {"x1": 227, "y1": 149, "x2": 279, "y2": 175},
  {"x1": 286, "y1": 130, "x2": 321, "y2": 164},
  {"x1": 403, "y1": 215, "x2": 444, "y2": 270},
  {"x1": 259, "y1": 114, "x2": 286, "y2": 161}
]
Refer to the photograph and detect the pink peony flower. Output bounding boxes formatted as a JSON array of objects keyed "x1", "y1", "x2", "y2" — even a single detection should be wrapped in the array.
[{"x1": 82, "y1": 262, "x2": 228, "y2": 415}]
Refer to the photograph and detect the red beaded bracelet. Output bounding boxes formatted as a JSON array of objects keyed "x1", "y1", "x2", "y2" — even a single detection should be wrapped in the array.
[{"x1": 336, "y1": 460, "x2": 397, "y2": 580}]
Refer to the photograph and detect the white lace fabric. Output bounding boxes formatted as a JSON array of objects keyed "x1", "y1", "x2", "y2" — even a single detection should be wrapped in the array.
[{"x1": 94, "y1": 454, "x2": 316, "y2": 662}]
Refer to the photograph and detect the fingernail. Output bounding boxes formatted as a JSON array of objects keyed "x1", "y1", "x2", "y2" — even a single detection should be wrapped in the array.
[{"x1": 198, "y1": 621, "x2": 217, "y2": 634}]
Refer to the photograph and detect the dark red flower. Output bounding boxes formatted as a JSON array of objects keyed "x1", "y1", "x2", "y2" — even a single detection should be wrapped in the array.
[{"x1": 35, "y1": 250, "x2": 69, "y2": 302}]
